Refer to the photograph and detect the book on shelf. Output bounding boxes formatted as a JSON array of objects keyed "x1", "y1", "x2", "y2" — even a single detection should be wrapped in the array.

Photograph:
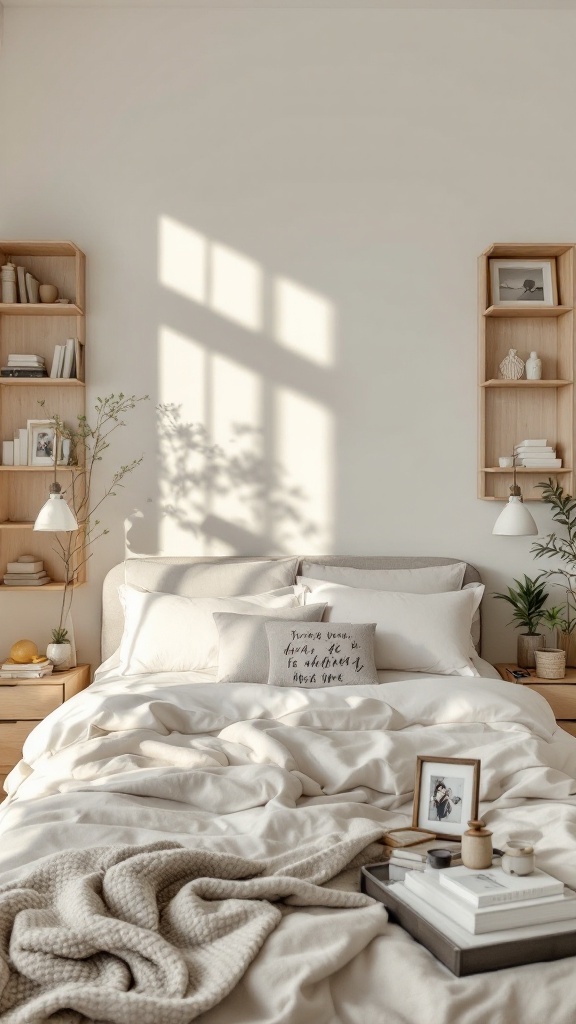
[
  {"x1": 519, "y1": 459, "x2": 562, "y2": 468},
  {"x1": 6, "y1": 560, "x2": 44, "y2": 573},
  {"x1": 16, "y1": 266, "x2": 27, "y2": 303},
  {"x1": 7, "y1": 354, "x2": 45, "y2": 365},
  {"x1": 1, "y1": 367, "x2": 48, "y2": 378},
  {"x1": 515, "y1": 439, "x2": 547, "y2": 448},
  {"x1": 18, "y1": 428, "x2": 28, "y2": 466},
  {"x1": 404, "y1": 869, "x2": 576, "y2": 934},
  {"x1": 514, "y1": 446, "x2": 554, "y2": 455},
  {"x1": 49, "y1": 345, "x2": 63, "y2": 378},
  {"x1": 438, "y1": 865, "x2": 564, "y2": 907},
  {"x1": 1, "y1": 658, "x2": 51, "y2": 671},
  {"x1": 13, "y1": 436, "x2": 20, "y2": 467},
  {"x1": 61, "y1": 337, "x2": 76, "y2": 379},
  {"x1": 0, "y1": 665, "x2": 53, "y2": 677},
  {"x1": 4, "y1": 570, "x2": 48, "y2": 581},
  {"x1": 2, "y1": 441, "x2": 14, "y2": 466},
  {"x1": 25, "y1": 273, "x2": 39, "y2": 303},
  {"x1": 2, "y1": 580, "x2": 51, "y2": 588}
]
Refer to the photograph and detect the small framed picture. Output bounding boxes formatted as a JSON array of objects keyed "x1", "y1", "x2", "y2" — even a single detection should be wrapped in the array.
[
  {"x1": 413, "y1": 756, "x2": 481, "y2": 841},
  {"x1": 489, "y1": 258, "x2": 557, "y2": 307},
  {"x1": 27, "y1": 419, "x2": 58, "y2": 467}
]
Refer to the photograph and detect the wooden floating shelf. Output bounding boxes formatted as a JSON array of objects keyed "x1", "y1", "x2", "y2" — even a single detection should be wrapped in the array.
[
  {"x1": 483, "y1": 467, "x2": 572, "y2": 474},
  {"x1": 0, "y1": 378, "x2": 84, "y2": 387},
  {"x1": 0, "y1": 580, "x2": 84, "y2": 592},
  {"x1": 0, "y1": 521, "x2": 34, "y2": 529},
  {"x1": 481, "y1": 379, "x2": 572, "y2": 388},
  {"x1": 0, "y1": 303, "x2": 83, "y2": 316},
  {"x1": 483, "y1": 305, "x2": 572, "y2": 319},
  {"x1": 0, "y1": 465, "x2": 77, "y2": 472}
]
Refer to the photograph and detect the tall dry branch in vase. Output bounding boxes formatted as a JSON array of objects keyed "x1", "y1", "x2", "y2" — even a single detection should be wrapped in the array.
[{"x1": 41, "y1": 393, "x2": 148, "y2": 655}]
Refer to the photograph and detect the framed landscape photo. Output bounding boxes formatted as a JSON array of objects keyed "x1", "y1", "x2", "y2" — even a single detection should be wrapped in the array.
[
  {"x1": 413, "y1": 756, "x2": 480, "y2": 841},
  {"x1": 27, "y1": 419, "x2": 57, "y2": 467},
  {"x1": 489, "y1": 258, "x2": 557, "y2": 308}
]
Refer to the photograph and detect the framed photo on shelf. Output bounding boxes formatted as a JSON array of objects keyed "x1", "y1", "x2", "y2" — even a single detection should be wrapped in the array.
[
  {"x1": 489, "y1": 258, "x2": 557, "y2": 308},
  {"x1": 27, "y1": 419, "x2": 58, "y2": 467},
  {"x1": 412, "y1": 755, "x2": 481, "y2": 841}
]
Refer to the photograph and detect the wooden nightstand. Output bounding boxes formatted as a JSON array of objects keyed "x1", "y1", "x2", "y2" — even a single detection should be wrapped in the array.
[
  {"x1": 495, "y1": 664, "x2": 576, "y2": 737},
  {"x1": 0, "y1": 664, "x2": 90, "y2": 791}
]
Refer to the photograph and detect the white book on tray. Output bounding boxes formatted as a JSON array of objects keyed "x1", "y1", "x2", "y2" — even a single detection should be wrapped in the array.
[
  {"x1": 438, "y1": 865, "x2": 564, "y2": 907},
  {"x1": 405, "y1": 869, "x2": 576, "y2": 934},
  {"x1": 388, "y1": 882, "x2": 576, "y2": 949}
]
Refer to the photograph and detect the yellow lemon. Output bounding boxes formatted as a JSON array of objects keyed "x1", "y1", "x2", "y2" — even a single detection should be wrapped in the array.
[{"x1": 10, "y1": 639, "x2": 38, "y2": 664}]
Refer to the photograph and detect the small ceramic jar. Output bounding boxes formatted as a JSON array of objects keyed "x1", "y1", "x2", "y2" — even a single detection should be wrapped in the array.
[
  {"x1": 501, "y1": 841, "x2": 535, "y2": 876},
  {"x1": 461, "y1": 819, "x2": 493, "y2": 870}
]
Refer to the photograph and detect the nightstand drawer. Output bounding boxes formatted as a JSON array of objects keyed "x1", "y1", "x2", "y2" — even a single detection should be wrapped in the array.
[
  {"x1": 0, "y1": 683, "x2": 63, "y2": 719},
  {"x1": 528, "y1": 685, "x2": 576, "y2": 721},
  {"x1": 0, "y1": 721, "x2": 40, "y2": 764}
]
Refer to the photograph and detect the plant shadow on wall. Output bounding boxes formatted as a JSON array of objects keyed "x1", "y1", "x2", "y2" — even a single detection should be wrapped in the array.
[{"x1": 133, "y1": 403, "x2": 319, "y2": 555}]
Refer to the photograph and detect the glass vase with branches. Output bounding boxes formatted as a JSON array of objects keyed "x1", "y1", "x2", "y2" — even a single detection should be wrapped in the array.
[{"x1": 40, "y1": 392, "x2": 148, "y2": 646}]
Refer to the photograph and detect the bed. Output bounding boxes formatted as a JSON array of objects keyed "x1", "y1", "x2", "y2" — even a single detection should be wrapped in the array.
[{"x1": 1, "y1": 555, "x2": 576, "y2": 1024}]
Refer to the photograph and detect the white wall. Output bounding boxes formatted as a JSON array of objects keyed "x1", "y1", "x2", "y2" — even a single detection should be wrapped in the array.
[{"x1": 1, "y1": 6, "x2": 575, "y2": 670}]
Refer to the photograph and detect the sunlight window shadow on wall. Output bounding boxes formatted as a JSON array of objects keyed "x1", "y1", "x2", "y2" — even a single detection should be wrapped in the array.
[{"x1": 153, "y1": 214, "x2": 336, "y2": 557}]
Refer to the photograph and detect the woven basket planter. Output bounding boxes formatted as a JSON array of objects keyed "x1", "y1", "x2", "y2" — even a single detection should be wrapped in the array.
[{"x1": 535, "y1": 648, "x2": 566, "y2": 680}]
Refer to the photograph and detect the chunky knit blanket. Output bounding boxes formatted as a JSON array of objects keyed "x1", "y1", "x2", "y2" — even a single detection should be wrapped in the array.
[{"x1": 0, "y1": 835, "x2": 381, "y2": 1024}]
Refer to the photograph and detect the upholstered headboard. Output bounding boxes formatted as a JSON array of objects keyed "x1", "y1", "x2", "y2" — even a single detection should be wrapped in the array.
[{"x1": 101, "y1": 555, "x2": 482, "y2": 663}]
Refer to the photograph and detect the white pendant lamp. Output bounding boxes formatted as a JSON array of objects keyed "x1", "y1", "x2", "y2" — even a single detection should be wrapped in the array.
[
  {"x1": 34, "y1": 482, "x2": 78, "y2": 532},
  {"x1": 492, "y1": 455, "x2": 538, "y2": 536}
]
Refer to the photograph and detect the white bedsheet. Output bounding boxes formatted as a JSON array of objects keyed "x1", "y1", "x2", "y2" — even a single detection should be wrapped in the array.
[{"x1": 1, "y1": 665, "x2": 576, "y2": 1023}]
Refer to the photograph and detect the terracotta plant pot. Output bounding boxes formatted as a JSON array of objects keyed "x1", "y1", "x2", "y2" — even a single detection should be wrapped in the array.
[{"x1": 517, "y1": 633, "x2": 545, "y2": 669}]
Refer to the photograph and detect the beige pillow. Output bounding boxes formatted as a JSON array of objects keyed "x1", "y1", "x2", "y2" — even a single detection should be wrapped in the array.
[
  {"x1": 214, "y1": 604, "x2": 326, "y2": 684},
  {"x1": 298, "y1": 562, "x2": 466, "y2": 594},
  {"x1": 125, "y1": 556, "x2": 298, "y2": 598},
  {"x1": 266, "y1": 621, "x2": 379, "y2": 688},
  {"x1": 300, "y1": 580, "x2": 483, "y2": 676},
  {"x1": 118, "y1": 584, "x2": 304, "y2": 675}
]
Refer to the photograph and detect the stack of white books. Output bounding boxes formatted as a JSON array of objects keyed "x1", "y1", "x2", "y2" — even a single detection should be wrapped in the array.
[
  {"x1": 0, "y1": 353, "x2": 47, "y2": 378},
  {"x1": 401, "y1": 864, "x2": 576, "y2": 935},
  {"x1": 388, "y1": 841, "x2": 462, "y2": 881},
  {"x1": 50, "y1": 338, "x2": 79, "y2": 379},
  {"x1": 514, "y1": 439, "x2": 562, "y2": 469},
  {"x1": 0, "y1": 659, "x2": 53, "y2": 679},
  {"x1": 3, "y1": 557, "x2": 51, "y2": 587}
]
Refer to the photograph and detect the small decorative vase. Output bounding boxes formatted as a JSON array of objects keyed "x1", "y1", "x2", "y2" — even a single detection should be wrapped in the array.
[
  {"x1": 499, "y1": 348, "x2": 525, "y2": 380},
  {"x1": 525, "y1": 351, "x2": 542, "y2": 380},
  {"x1": 535, "y1": 648, "x2": 566, "y2": 680},
  {"x1": 517, "y1": 633, "x2": 545, "y2": 669},
  {"x1": 461, "y1": 820, "x2": 493, "y2": 870},
  {"x1": 47, "y1": 642, "x2": 72, "y2": 671},
  {"x1": 39, "y1": 283, "x2": 58, "y2": 303},
  {"x1": 1, "y1": 263, "x2": 17, "y2": 303}
]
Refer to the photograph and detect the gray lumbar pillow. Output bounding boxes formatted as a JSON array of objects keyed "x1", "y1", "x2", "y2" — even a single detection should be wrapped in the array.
[
  {"x1": 265, "y1": 621, "x2": 379, "y2": 688},
  {"x1": 213, "y1": 604, "x2": 327, "y2": 684}
]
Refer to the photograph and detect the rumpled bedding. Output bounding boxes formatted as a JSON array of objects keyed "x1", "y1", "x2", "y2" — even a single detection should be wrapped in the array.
[{"x1": 1, "y1": 664, "x2": 576, "y2": 1024}]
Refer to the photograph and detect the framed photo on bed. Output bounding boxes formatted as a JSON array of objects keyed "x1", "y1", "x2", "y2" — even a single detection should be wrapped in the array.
[
  {"x1": 413, "y1": 756, "x2": 481, "y2": 841},
  {"x1": 489, "y1": 258, "x2": 558, "y2": 308}
]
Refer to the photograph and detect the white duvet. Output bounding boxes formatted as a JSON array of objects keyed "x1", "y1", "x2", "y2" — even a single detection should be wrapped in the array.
[{"x1": 1, "y1": 663, "x2": 576, "y2": 1024}]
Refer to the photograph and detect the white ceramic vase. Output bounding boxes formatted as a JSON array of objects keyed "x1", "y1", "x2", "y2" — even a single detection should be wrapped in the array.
[
  {"x1": 525, "y1": 351, "x2": 542, "y2": 380},
  {"x1": 47, "y1": 642, "x2": 72, "y2": 671}
]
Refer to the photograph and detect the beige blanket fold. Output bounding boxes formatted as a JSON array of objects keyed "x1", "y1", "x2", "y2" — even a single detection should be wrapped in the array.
[{"x1": 0, "y1": 834, "x2": 383, "y2": 1024}]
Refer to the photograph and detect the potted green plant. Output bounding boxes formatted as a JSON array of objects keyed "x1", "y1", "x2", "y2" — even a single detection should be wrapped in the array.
[
  {"x1": 40, "y1": 393, "x2": 147, "y2": 668},
  {"x1": 531, "y1": 478, "x2": 576, "y2": 666},
  {"x1": 493, "y1": 574, "x2": 548, "y2": 668}
]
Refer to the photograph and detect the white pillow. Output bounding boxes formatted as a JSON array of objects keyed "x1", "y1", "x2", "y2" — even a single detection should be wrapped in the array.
[
  {"x1": 298, "y1": 562, "x2": 466, "y2": 594},
  {"x1": 118, "y1": 584, "x2": 304, "y2": 675},
  {"x1": 266, "y1": 621, "x2": 379, "y2": 688},
  {"x1": 214, "y1": 604, "x2": 327, "y2": 684},
  {"x1": 300, "y1": 580, "x2": 483, "y2": 676}
]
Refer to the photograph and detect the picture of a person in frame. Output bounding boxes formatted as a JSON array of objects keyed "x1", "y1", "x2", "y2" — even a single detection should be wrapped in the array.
[{"x1": 429, "y1": 776, "x2": 463, "y2": 824}]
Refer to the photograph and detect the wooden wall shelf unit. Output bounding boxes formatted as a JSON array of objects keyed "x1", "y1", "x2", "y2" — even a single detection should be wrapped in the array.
[
  {"x1": 479, "y1": 242, "x2": 575, "y2": 502},
  {"x1": 0, "y1": 241, "x2": 86, "y2": 586}
]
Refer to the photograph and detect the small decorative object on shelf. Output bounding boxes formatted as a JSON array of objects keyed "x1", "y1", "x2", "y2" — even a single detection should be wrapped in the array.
[
  {"x1": 534, "y1": 647, "x2": 566, "y2": 679},
  {"x1": 525, "y1": 351, "x2": 542, "y2": 380},
  {"x1": 499, "y1": 348, "x2": 525, "y2": 380},
  {"x1": 493, "y1": 575, "x2": 548, "y2": 667},
  {"x1": 498, "y1": 456, "x2": 514, "y2": 468},
  {"x1": 490, "y1": 258, "x2": 558, "y2": 308},
  {"x1": 3, "y1": 554, "x2": 50, "y2": 587},
  {"x1": 461, "y1": 819, "x2": 493, "y2": 870},
  {"x1": 501, "y1": 841, "x2": 535, "y2": 876},
  {"x1": 39, "y1": 284, "x2": 58, "y2": 303},
  {"x1": 0, "y1": 262, "x2": 17, "y2": 303}
]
